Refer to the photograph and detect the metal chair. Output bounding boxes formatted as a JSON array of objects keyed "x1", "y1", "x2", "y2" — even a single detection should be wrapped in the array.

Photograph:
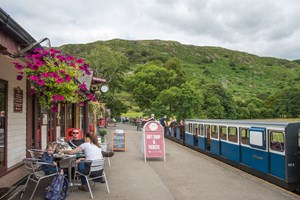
[
  {"x1": 21, "y1": 158, "x2": 59, "y2": 200},
  {"x1": 100, "y1": 142, "x2": 111, "y2": 167},
  {"x1": 27, "y1": 149, "x2": 44, "y2": 159},
  {"x1": 73, "y1": 159, "x2": 109, "y2": 199}
]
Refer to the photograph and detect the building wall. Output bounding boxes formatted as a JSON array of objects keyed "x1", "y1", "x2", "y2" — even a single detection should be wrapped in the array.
[{"x1": 0, "y1": 55, "x2": 27, "y2": 169}]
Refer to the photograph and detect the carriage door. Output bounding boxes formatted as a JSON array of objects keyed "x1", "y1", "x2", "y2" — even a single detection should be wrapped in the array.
[
  {"x1": 193, "y1": 124, "x2": 198, "y2": 147},
  {"x1": 205, "y1": 124, "x2": 211, "y2": 151}
]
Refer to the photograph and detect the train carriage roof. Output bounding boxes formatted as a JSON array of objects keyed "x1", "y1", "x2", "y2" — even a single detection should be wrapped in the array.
[{"x1": 186, "y1": 119, "x2": 300, "y2": 128}]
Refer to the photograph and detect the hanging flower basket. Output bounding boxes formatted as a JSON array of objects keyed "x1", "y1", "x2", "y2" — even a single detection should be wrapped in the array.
[{"x1": 13, "y1": 48, "x2": 95, "y2": 112}]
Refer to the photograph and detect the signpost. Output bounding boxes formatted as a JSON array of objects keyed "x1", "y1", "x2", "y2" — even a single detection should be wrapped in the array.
[
  {"x1": 112, "y1": 129, "x2": 126, "y2": 151},
  {"x1": 143, "y1": 121, "x2": 166, "y2": 162}
]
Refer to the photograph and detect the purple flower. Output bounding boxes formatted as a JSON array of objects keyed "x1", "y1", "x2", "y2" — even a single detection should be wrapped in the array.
[
  {"x1": 16, "y1": 75, "x2": 23, "y2": 80},
  {"x1": 85, "y1": 69, "x2": 91, "y2": 75},
  {"x1": 79, "y1": 66, "x2": 85, "y2": 71},
  {"x1": 80, "y1": 102, "x2": 85, "y2": 106},
  {"x1": 30, "y1": 89, "x2": 35, "y2": 95},
  {"x1": 59, "y1": 70, "x2": 65, "y2": 74},
  {"x1": 31, "y1": 65, "x2": 39, "y2": 70}
]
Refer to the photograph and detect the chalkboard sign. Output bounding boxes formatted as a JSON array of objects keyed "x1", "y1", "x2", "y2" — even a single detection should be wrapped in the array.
[{"x1": 112, "y1": 129, "x2": 126, "y2": 151}]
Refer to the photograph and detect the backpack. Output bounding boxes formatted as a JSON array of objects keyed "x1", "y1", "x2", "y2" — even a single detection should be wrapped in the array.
[{"x1": 45, "y1": 173, "x2": 69, "y2": 200}]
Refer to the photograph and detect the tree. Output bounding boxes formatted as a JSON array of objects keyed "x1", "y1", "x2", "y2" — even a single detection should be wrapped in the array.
[
  {"x1": 202, "y1": 84, "x2": 237, "y2": 119},
  {"x1": 125, "y1": 63, "x2": 177, "y2": 110},
  {"x1": 85, "y1": 46, "x2": 129, "y2": 92}
]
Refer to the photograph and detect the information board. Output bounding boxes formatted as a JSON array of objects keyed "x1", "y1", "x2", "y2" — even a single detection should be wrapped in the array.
[
  {"x1": 143, "y1": 121, "x2": 166, "y2": 161},
  {"x1": 112, "y1": 129, "x2": 126, "y2": 151}
]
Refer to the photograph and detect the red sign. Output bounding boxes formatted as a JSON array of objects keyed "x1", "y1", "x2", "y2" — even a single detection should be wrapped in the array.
[{"x1": 143, "y1": 121, "x2": 166, "y2": 161}]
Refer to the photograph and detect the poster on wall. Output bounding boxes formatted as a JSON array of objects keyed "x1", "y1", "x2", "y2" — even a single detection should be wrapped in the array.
[{"x1": 13, "y1": 86, "x2": 23, "y2": 113}]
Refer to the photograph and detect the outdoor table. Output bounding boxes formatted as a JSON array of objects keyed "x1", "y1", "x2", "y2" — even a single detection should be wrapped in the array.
[{"x1": 54, "y1": 153, "x2": 85, "y2": 187}]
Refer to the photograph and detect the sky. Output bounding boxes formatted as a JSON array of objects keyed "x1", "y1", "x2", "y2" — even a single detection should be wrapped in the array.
[{"x1": 1, "y1": 0, "x2": 300, "y2": 60}]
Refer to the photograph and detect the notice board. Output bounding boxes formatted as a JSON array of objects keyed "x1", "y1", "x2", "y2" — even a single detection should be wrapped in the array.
[
  {"x1": 112, "y1": 129, "x2": 126, "y2": 151},
  {"x1": 143, "y1": 121, "x2": 166, "y2": 161}
]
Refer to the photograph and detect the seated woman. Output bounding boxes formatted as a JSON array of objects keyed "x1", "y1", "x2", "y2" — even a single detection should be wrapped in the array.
[
  {"x1": 68, "y1": 129, "x2": 114, "y2": 157},
  {"x1": 61, "y1": 132, "x2": 105, "y2": 191}
]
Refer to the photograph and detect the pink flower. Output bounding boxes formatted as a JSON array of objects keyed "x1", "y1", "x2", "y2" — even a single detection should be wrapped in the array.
[
  {"x1": 58, "y1": 95, "x2": 65, "y2": 101},
  {"x1": 41, "y1": 72, "x2": 50, "y2": 77},
  {"x1": 75, "y1": 58, "x2": 84, "y2": 64},
  {"x1": 52, "y1": 94, "x2": 58, "y2": 102},
  {"x1": 51, "y1": 106, "x2": 58, "y2": 112},
  {"x1": 80, "y1": 102, "x2": 85, "y2": 106},
  {"x1": 52, "y1": 72, "x2": 59, "y2": 79},
  {"x1": 29, "y1": 75, "x2": 38, "y2": 81},
  {"x1": 36, "y1": 79, "x2": 45, "y2": 85},
  {"x1": 88, "y1": 94, "x2": 95, "y2": 101},
  {"x1": 65, "y1": 75, "x2": 71, "y2": 82},
  {"x1": 30, "y1": 89, "x2": 35, "y2": 95},
  {"x1": 55, "y1": 78, "x2": 64, "y2": 83},
  {"x1": 79, "y1": 83, "x2": 87, "y2": 91},
  {"x1": 13, "y1": 63, "x2": 24, "y2": 70},
  {"x1": 34, "y1": 60, "x2": 43, "y2": 67}
]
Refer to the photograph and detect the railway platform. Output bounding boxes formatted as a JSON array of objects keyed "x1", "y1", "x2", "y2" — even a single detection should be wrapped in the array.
[{"x1": 17, "y1": 123, "x2": 299, "y2": 200}]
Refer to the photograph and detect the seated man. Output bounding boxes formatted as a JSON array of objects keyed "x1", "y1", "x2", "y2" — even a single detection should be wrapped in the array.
[{"x1": 68, "y1": 129, "x2": 114, "y2": 157}]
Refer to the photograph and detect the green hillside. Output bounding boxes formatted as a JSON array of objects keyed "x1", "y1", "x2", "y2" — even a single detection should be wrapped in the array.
[{"x1": 59, "y1": 39, "x2": 300, "y2": 103}]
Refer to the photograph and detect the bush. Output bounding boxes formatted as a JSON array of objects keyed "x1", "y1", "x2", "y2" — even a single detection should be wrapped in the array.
[{"x1": 98, "y1": 129, "x2": 107, "y2": 137}]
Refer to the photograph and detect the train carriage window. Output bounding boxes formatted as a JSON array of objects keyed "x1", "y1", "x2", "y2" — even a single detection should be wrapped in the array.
[
  {"x1": 270, "y1": 131, "x2": 284, "y2": 152},
  {"x1": 185, "y1": 123, "x2": 189, "y2": 132},
  {"x1": 220, "y1": 126, "x2": 227, "y2": 140},
  {"x1": 205, "y1": 124, "x2": 210, "y2": 137},
  {"x1": 211, "y1": 125, "x2": 218, "y2": 139},
  {"x1": 240, "y1": 128, "x2": 249, "y2": 145},
  {"x1": 199, "y1": 124, "x2": 204, "y2": 136},
  {"x1": 228, "y1": 127, "x2": 238, "y2": 143},
  {"x1": 193, "y1": 124, "x2": 198, "y2": 136}
]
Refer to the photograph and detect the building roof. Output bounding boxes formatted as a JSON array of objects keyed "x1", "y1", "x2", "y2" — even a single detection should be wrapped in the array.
[{"x1": 0, "y1": 7, "x2": 36, "y2": 49}]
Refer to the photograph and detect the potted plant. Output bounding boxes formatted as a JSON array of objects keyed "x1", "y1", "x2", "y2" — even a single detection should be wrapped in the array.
[
  {"x1": 98, "y1": 129, "x2": 107, "y2": 143},
  {"x1": 13, "y1": 48, "x2": 95, "y2": 111}
]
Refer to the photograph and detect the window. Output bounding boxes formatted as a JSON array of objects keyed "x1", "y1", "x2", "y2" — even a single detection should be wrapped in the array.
[
  {"x1": 204, "y1": 124, "x2": 210, "y2": 137},
  {"x1": 270, "y1": 131, "x2": 284, "y2": 152},
  {"x1": 220, "y1": 126, "x2": 227, "y2": 140},
  {"x1": 211, "y1": 125, "x2": 218, "y2": 139},
  {"x1": 199, "y1": 124, "x2": 204, "y2": 136},
  {"x1": 228, "y1": 127, "x2": 238, "y2": 143},
  {"x1": 193, "y1": 124, "x2": 198, "y2": 136},
  {"x1": 0, "y1": 80, "x2": 7, "y2": 169},
  {"x1": 241, "y1": 128, "x2": 249, "y2": 145}
]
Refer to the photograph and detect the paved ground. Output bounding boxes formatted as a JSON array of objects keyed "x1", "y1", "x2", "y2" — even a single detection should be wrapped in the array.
[{"x1": 17, "y1": 123, "x2": 300, "y2": 200}]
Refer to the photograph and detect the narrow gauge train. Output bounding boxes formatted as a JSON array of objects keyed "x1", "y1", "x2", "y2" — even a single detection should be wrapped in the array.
[{"x1": 182, "y1": 119, "x2": 300, "y2": 191}]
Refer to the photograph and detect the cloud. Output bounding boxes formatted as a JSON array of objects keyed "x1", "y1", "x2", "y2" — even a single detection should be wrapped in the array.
[{"x1": 1, "y1": 0, "x2": 300, "y2": 60}]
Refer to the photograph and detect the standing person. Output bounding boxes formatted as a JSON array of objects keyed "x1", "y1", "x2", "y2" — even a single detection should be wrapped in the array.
[
  {"x1": 147, "y1": 113, "x2": 156, "y2": 122},
  {"x1": 160, "y1": 115, "x2": 168, "y2": 135},
  {"x1": 41, "y1": 143, "x2": 63, "y2": 175},
  {"x1": 62, "y1": 132, "x2": 104, "y2": 191}
]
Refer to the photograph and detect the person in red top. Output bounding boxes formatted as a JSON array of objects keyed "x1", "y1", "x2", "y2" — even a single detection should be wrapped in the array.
[{"x1": 98, "y1": 118, "x2": 105, "y2": 128}]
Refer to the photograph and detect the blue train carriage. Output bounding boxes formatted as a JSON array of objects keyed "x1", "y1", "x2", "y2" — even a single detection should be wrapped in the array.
[{"x1": 184, "y1": 119, "x2": 300, "y2": 190}]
